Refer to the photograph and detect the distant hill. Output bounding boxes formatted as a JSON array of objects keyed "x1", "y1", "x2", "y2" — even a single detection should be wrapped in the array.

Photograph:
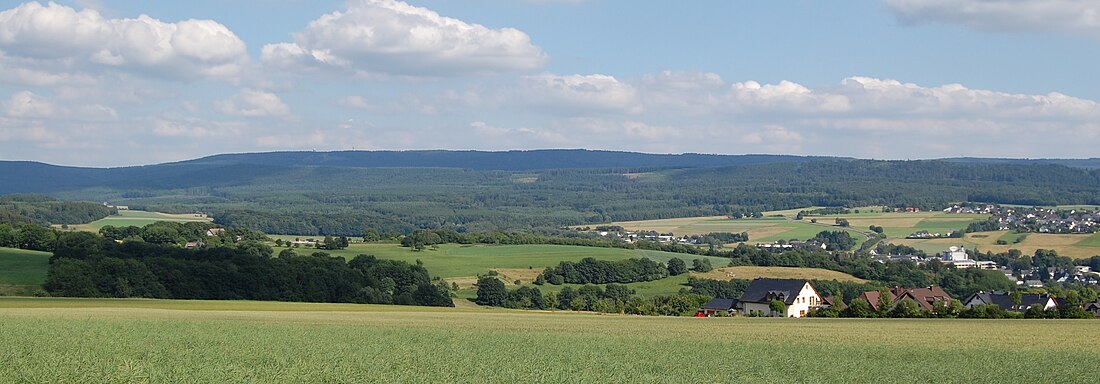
[
  {"x1": 942, "y1": 157, "x2": 1100, "y2": 169},
  {"x1": 0, "y1": 150, "x2": 834, "y2": 194}
]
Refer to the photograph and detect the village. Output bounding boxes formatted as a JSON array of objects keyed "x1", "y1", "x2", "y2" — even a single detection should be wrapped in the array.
[
  {"x1": 696, "y1": 277, "x2": 1100, "y2": 319},
  {"x1": 946, "y1": 204, "x2": 1100, "y2": 234}
]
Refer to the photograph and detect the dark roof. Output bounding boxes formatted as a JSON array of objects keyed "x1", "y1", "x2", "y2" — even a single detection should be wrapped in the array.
[
  {"x1": 702, "y1": 298, "x2": 738, "y2": 310},
  {"x1": 967, "y1": 292, "x2": 1052, "y2": 311},
  {"x1": 740, "y1": 278, "x2": 814, "y2": 305}
]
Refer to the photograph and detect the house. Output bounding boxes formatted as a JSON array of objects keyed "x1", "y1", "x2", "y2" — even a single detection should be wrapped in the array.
[
  {"x1": 1084, "y1": 299, "x2": 1100, "y2": 318},
  {"x1": 859, "y1": 286, "x2": 954, "y2": 312},
  {"x1": 184, "y1": 240, "x2": 203, "y2": 249},
  {"x1": 738, "y1": 278, "x2": 822, "y2": 318},
  {"x1": 206, "y1": 228, "x2": 226, "y2": 237},
  {"x1": 698, "y1": 298, "x2": 739, "y2": 317},
  {"x1": 820, "y1": 296, "x2": 846, "y2": 311},
  {"x1": 963, "y1": 291, "x2": 1057, "y2": 312}
]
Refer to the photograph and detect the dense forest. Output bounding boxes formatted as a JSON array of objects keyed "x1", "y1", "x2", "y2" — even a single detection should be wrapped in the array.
[
  {"x1": 0, "y1": 195, "x2": 115, "y2": 226},
  {"x1": 5, "y1": 151, "x2": 1100, "y2": 235}
]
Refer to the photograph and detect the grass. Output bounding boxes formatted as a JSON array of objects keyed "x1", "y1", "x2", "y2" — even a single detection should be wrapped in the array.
[
  {"x1": 691, "y1": 266, "x2": 868, "y2": 283},
  {"x1": 0, "y1": 247, "x2": 50, "y2": 296},
  {"x1": 66, "y1": 210, "x2": 211, "y2": 231},
  {"x1": 0, "y1": 298, "x2": 1097, "y2": 383}
]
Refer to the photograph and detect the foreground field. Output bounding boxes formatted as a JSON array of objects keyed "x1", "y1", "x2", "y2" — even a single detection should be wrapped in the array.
[
  {"x1": 66, "y1": 210, "x2": 211, "y2": 231},
  {"x1": 0, "y1": 298, "x2": 1097, "y2": 383}
]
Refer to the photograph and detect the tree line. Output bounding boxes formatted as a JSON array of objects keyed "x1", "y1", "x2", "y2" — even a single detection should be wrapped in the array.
[
  {"x1": 474, "y1": 276, "x2": 709, "y2": 316},
  {"x1": 43, "y1": 230, "x2": 453, "y2": 307},
  {"x1": 0, "y1": 195, "x2": 115, "y2": 227}
]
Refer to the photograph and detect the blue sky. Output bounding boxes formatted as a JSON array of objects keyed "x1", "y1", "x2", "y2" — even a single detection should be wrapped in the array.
[{"x1": 1, "y1": 0, "x2": 1098, "y2": 166}]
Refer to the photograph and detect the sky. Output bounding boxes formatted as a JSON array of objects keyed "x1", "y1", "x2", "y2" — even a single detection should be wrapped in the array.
[{"x1": 1, "y1": 0, "x2": 1099, "y2": 167}]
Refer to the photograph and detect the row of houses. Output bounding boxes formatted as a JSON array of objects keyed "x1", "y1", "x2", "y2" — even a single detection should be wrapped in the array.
[{"x1": 696, "y1": 278, "x2": 1100, "y2": 318}]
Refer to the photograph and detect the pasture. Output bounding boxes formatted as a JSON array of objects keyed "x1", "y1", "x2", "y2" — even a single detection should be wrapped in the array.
[
  {"x1": 66, "y1": 210, "x2": 211, "y2": 231},
  {"x1": 0, "y1": 297, "x2": 1097, "y2": 383},
  {"x1": 0, "y1": 247, "x2": 50, "y2": 296}
]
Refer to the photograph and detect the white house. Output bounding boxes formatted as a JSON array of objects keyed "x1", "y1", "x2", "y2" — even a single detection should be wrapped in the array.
[{"x1": 738, "y1": 278, "x2": 822, "y2": 318}]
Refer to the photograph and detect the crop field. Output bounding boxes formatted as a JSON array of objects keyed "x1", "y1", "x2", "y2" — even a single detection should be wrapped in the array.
[
  {"x1": 896, "y1": 231, "x2": 1100, "y2": 259},
  {"x1": 0, "y1": 247, "x2": 51, "y2": 296},
  {"x1": 67, "y1": 210, "x2": 211, "y2": 231},
  {"x1": 601, "y1": 216, "x2": 870, "y2": 244},
  {"x1": 0, "y1": 298, "x2": 1097, "y2": 383}
]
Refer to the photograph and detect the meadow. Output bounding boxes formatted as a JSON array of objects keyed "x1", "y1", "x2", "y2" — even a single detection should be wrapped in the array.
[
  {"x1": 0, "y1": 297, "x2": 1097, "y2": 383},
  {"x1": 0, "y1": 247, "x2": 50, "y2": 296},
  {"x1": 66, "y1": 210, "x2": 211, "y2": 231}
]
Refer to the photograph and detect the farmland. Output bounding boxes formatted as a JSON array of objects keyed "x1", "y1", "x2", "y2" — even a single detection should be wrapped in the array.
[
  {"x1": 1, "y1": 297, "x2": 1098, "y2": 382},
  {"x1": 598, "y1": 208, "x2": 1098, "y2": 257},
  {"x1": 65, "y1": 210, "x2": 211, "y2": 232},
  {"x1": 0, "y1": 247, "x2": 50, "y2": 296}
]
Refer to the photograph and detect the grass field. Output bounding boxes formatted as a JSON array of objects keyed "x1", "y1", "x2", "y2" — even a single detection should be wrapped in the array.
[
  {"x1": 66, "y1": 210, "x2": 211, "y2": 231},
  {"x1": 0, "y1": 247, "x2": 51, "y2": 296},
  {"x1": 0, "y1": 297, "x2": 1097, "y2": 383}
]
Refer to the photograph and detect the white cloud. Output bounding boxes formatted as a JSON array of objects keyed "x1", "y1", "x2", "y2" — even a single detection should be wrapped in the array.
[
  {"x1": 218, "y1": 90, "x2": 291, "y2": 117},
  {"x1": 3, "y1": 90, "x2": 117, "y2": 120},
  {"x1": 519, "y1": 73, "x2": 641, "y2": 114},
  {"x1": 884, "y1": 0, "x2": 1100, "y2": 39},
  {"x1": 262, "y1": 0, "x2": 546, "y2": 77},
  {"x1": 3, "y1": 91, "x2": 55, "y2": 118},
  {"x1": 0, "y1": 2, "x2": 248, "y2": 81}
]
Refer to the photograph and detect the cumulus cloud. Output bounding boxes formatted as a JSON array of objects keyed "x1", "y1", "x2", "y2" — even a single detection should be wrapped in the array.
[
  {"x1": 262, "y1": 0, "x2": 546, "y2": 77},
  {"x1": 217, "y1": 90, "x2": 291, "y2": 117},
  {"x1": 884, "y1": 0, "x2": 1100, "y2": 39},
  {"x1": 0, "y1": 2, "x2": 248, "y2": 81},
  {"x1": 519, "y1": 74, "x2": 642, "y2": 114}
]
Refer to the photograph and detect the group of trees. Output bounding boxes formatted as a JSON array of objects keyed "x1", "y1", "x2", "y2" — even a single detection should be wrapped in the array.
[
  {"x1": 99, "y1": 222, "x2": 266, "y2": 246},
  {"x1": 536, "y1": 257, "x2": 669, "y2": 285},
  {"x1": 810, "y1": 230, "x2": 856, "y2": 251},
  {"x1": 0, "y1": 223, "x2": 59, "y2": 251},
  {"x1": 0, "y1": 195, "x2": 115, "y2": 227},
  {"x1": 43, "y1": 230, "x2": 453, "y2": 307},
  {"x1": 474, "y1": 277, "x2": 709, "y2": 316}
]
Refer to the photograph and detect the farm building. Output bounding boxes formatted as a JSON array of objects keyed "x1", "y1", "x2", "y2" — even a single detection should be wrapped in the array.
[
  {"x1": 697, "y1": 298, "x2": 739, "y2": 317},
  {"x1": 738, "y1": 278, "x2": 822, "y2": 318}
]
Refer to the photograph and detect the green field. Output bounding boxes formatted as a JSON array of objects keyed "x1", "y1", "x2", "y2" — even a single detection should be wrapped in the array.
[
  {"x1": 0, "y1": 247, "x2": 51, "y2": 295},
  {"x1": 67, "y1": 210, "x2": 211, "y2": 231},
  {"x1": 0, "y1": 298, "x2": 1097, "y2": 382}
]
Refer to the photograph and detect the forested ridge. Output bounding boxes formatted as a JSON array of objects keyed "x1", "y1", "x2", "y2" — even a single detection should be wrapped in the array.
[{"x1": 5, "y1": 152, "x2": 1100, "y2": 235}]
